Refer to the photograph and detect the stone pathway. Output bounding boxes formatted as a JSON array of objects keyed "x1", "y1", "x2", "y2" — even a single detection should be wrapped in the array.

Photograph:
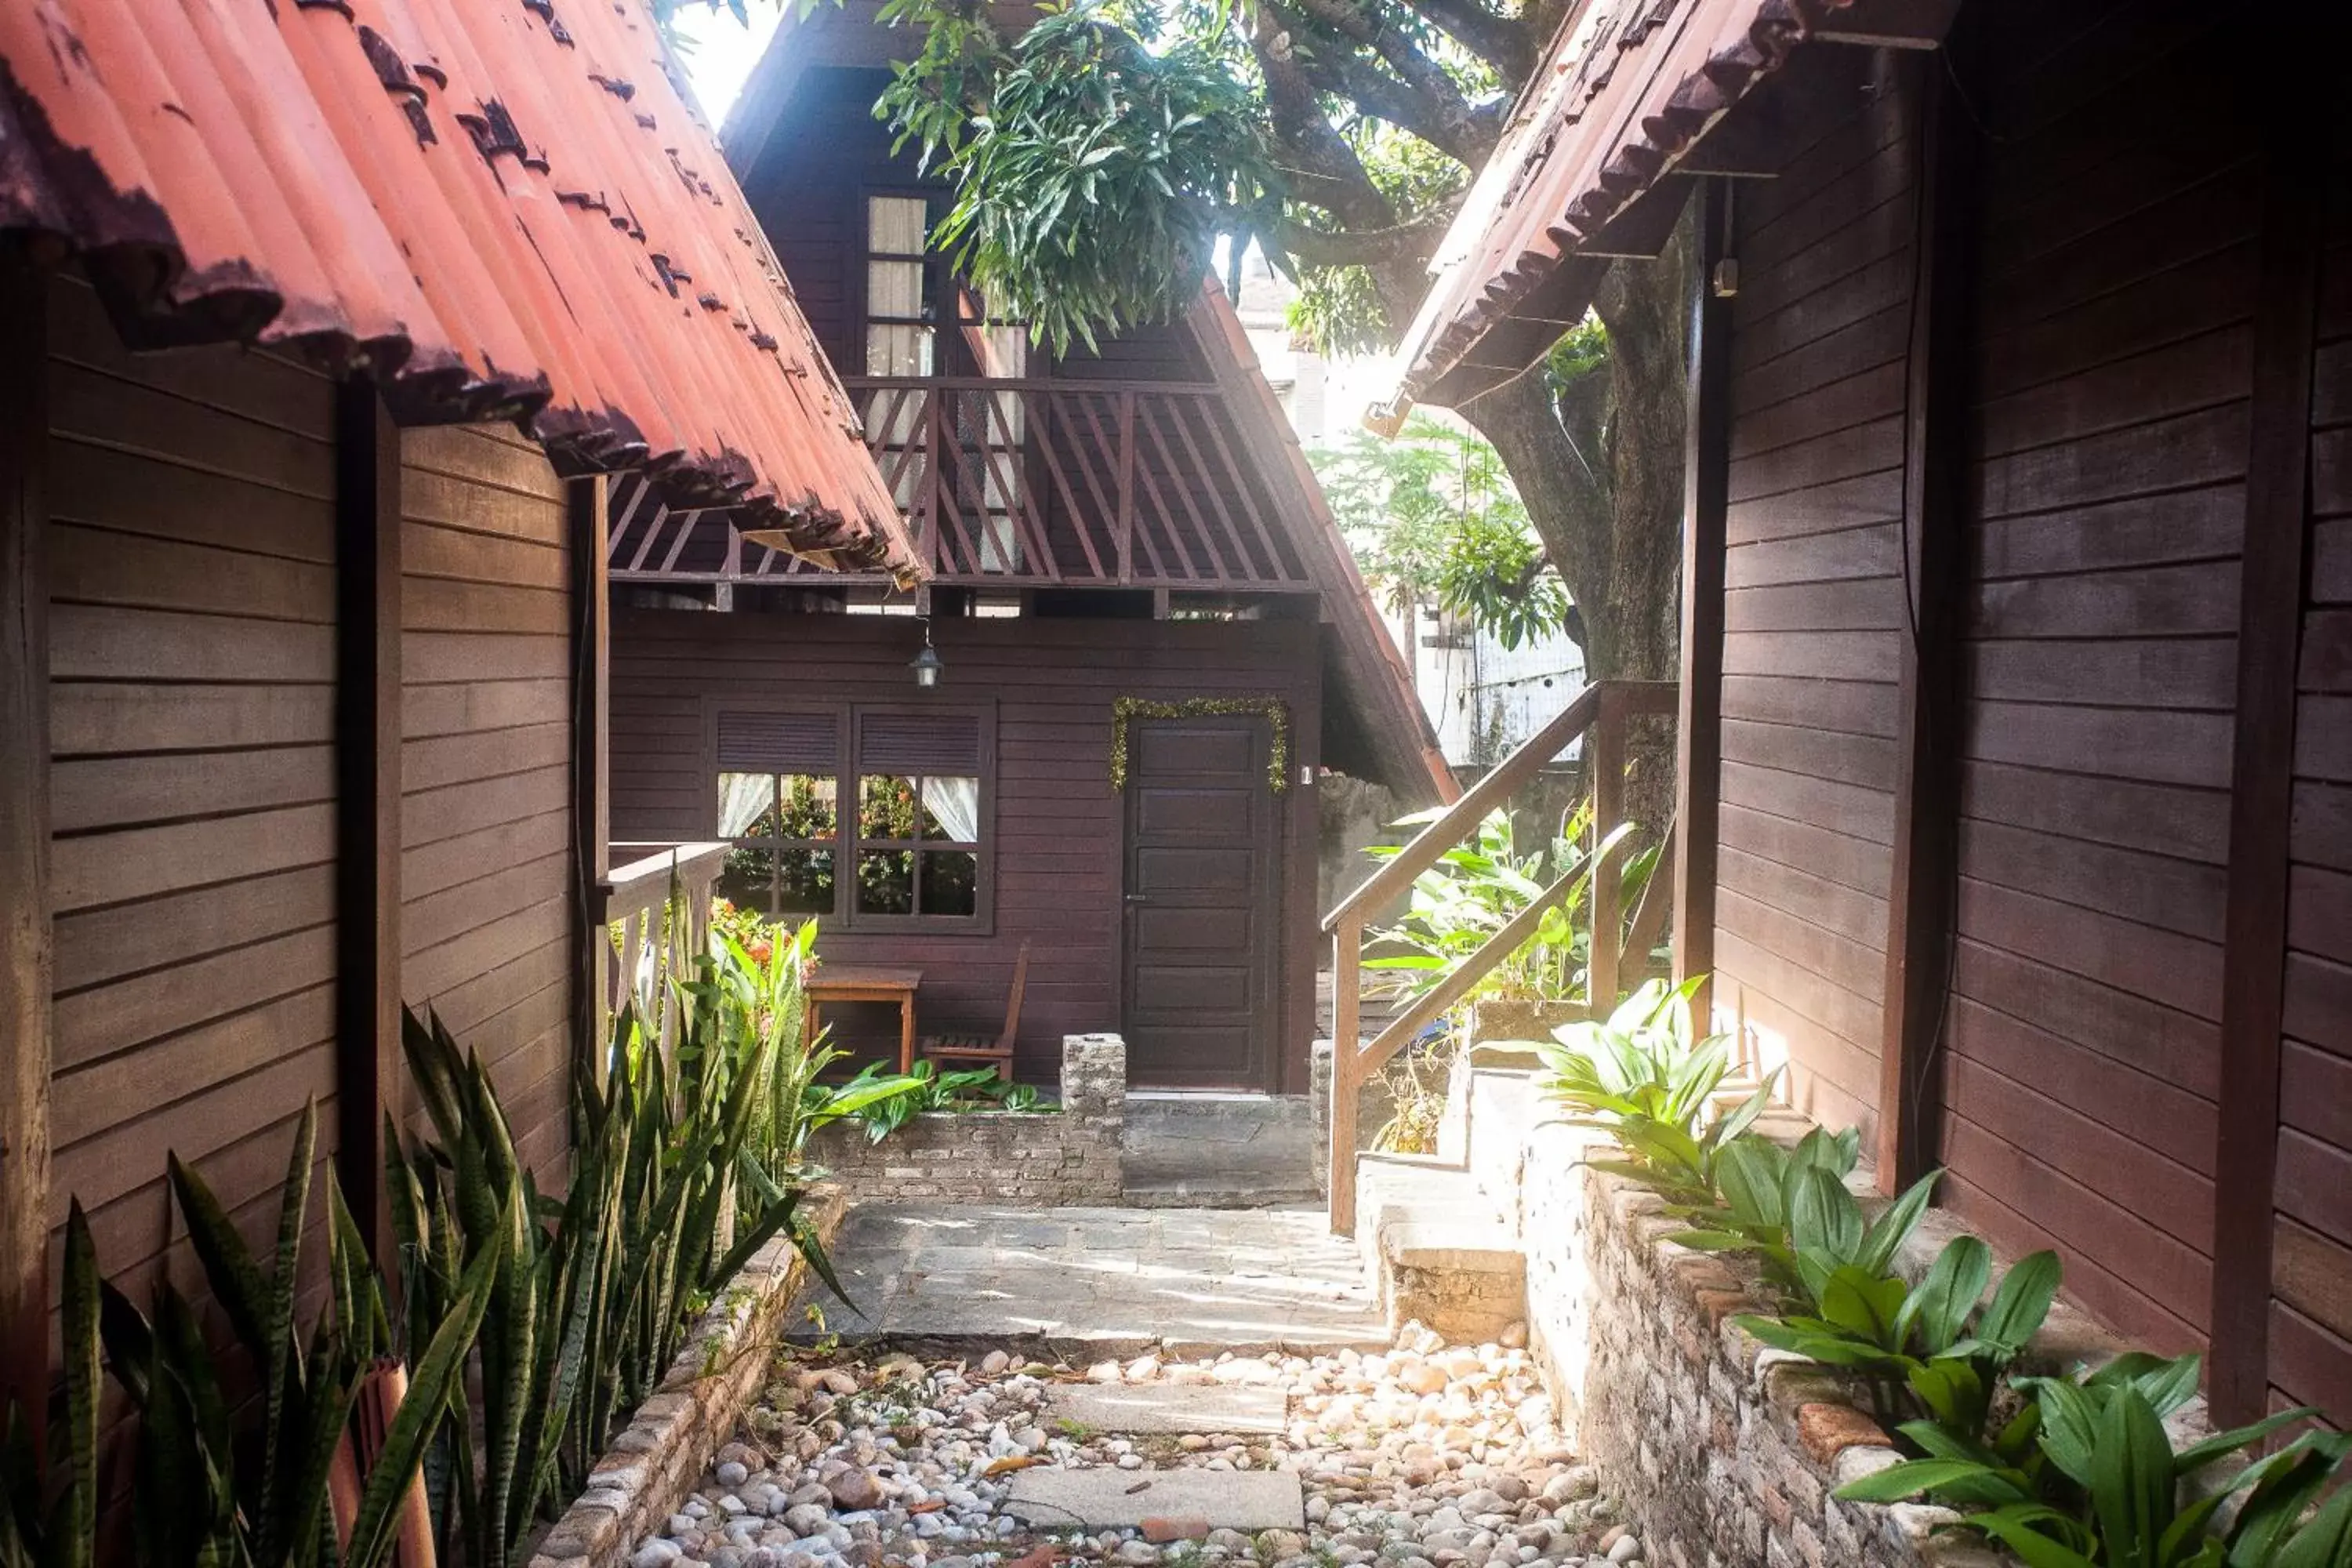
[
  {"x1": 630, "y1": 1331, "x2": 1651, "y2": 1568},
  {"x1": 793, "y1": 1206, "x2": 1384, "y2": 1356}
]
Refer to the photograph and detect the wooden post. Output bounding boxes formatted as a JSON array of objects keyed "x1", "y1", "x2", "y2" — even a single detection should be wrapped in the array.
[
  {"x1": 334, "y1": 380, "x2": 402, "y2": 1252},
  {"x1": 1875, "y1": 51, "x2": 1973, "y2": 1194},
  {"x1": 0, "y1": 266, "x2": 52, "y2": 1436},
  {"x1": 1328, "y1": 916, "x2": 1362, "y2": 1235},
  {"x1": 2209, "y1": 91, "x2": 2321, "y2": 1429},
  {"x1": 1673, "y1": 178, "x2": 1733, "y2": 1022},
  {"x1": 570, "y1": 476, "x2": 612, "y2": 1081},
  {"x1": 1116, "y1": 391, "x2": 1137, "y2": 584},
  {"x1": 1589, "y1": 694, "x2": 1626, "y2": 1010}
]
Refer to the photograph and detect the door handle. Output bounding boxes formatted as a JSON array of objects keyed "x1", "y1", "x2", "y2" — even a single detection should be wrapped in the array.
[{"x1": 1124, "y1": 895, "x2": 1148, "y2": 904}]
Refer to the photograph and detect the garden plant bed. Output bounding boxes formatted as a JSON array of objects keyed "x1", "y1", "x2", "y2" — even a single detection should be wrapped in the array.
[
  {"x1": 803, "y1": 1036, "x2": 1126, "y2": 1207},
  {"x1": 527, "y1": 1188, "x2": 850, "y2": 1568},
  {"x1": 619, "y1": 1326, "x2": 1664, "y2": 1568}
]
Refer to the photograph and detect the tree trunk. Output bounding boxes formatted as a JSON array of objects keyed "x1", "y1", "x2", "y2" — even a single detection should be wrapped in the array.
[{"x1": 1443, "y1": 220, "x2": 1690, "y2": 846}]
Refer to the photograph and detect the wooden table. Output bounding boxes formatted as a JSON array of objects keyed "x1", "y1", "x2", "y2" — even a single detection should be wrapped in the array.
[{"x1": 802, "y1": 964, "x2": 924, "y2": 1073}]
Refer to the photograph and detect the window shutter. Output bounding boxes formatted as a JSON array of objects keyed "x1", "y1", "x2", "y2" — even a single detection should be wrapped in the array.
[
  {"x1": 717, "y1": 711, "x2": 840, "y2": 771},
  {"x1": 857, "y1": 711, "x2": 982, "y2": 775}
]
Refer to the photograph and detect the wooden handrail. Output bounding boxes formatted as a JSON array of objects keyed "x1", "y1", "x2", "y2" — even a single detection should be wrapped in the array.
[
  {"x1": 601, "y1": 840, "x2": 728, "y2": 923},
  {"x1": 1352, "y1": 828, "x2": 1624, "y2": 1078},
  {"x1": 1323, "y1": 678, "x2": 1678, "y2": 1234},
  {"x1": 601, "y1": 841, "x2": 730, "y2": 1041},
  {"x1": 1325, "y1": 684, "x2": 1604, "y2": 933}
]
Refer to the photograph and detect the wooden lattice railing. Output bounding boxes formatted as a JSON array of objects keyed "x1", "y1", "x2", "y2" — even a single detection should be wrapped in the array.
[
  {"x1": 605, "y1": 379, "x2": 1314, "y2": 589},
  {"x1": 1323, "y1": 680, "x2": 1679, "y2": 1233}
]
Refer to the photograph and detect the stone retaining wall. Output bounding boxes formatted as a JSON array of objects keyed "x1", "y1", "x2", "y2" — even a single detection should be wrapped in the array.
[
  {"x1": 526, "y1": 1187, "x2": 848, "y2": 1568},
  {"x1": 802, "y1": 1034, "x2": 1125, "y2": 1205},
  {"x1": 1498, "y1": 1089, "x2": 2167, "y2": 1568},
  {"x1": 1519, "y1": 1121, "x2": 1965, "y2": 1568}
]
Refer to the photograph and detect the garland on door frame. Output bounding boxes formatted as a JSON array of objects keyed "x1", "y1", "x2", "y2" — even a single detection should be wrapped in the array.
[{"x1": 1109, "y1": 695, "x2": 1291, "y2": 793}]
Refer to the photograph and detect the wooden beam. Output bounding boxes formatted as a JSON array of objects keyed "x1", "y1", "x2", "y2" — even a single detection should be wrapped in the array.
[
  {"x1": 1812, "y1": 0, "x2": 1960, "y2": 49},
  {"x1": 1674, "y1": 179, "x2": 1733, "y2": 1023},
  {"x1": 1560, "y1": 175, "x2": 1697, "y2": 260},
  {"x1": 333, "y1": 381, "x2": 401, "y2": 1254},
  {"x1": 0, "y1": 266, "x2": 52, "y2": 1436},
  {"x1": 2209, "y1": 89, "x2": 2323, "y2": 1430},
  {"x1": 570, "y1": 475, "x2": 612, "y2": 1080},
  {"x1": 1875, "y1": 49, "x2": 1973, "y2": 1195}
]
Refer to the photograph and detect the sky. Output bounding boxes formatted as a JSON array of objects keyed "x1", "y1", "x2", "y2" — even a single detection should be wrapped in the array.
[{"x1": 672, "y1": 4, "x2": 786, "y2": 126}]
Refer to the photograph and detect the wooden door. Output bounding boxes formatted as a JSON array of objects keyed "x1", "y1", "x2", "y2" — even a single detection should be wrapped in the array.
[{"x1": 1120, "y1": 714, "x2": 1280, "y2": 1089}]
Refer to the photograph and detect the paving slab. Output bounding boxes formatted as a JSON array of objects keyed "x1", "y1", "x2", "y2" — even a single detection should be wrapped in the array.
[
  {"x1": 792, "y1": 1204, "x2": 1384, "y2": 1353},
  {"x1": 1002, "y1": 1468, "x2": 1305, "y2": 1530},
  {"x1": 1045, "y1": 1383, "x2": 1289, "y2": 1436}
]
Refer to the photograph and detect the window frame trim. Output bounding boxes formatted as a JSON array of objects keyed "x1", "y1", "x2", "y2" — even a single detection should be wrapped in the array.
[{"x1": 703, "y1": 695, "x2": 997, "y2": 936}]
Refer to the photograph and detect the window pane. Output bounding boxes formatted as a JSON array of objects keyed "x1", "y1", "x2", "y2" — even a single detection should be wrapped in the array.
[
  {"x1": 856, "y1": 849, "x2": 913, "y2": 914},
  {"x1": 864, "y1": 322, "x2": 933, "y2": 377},
  {"x1": 777, "y1": 773, "x2": 838, "y2": 837},
  {"x1": 776, "y1": 848, "x2": 836, "y2": 915},
  {"x1": 919, "y1": 775, "x2": 980, "y2": 841},
  {"x1": 717, "y1": 772, "x2": 778, "y2": 837},
  {"x1": 867, "y1": 259, "x2": 926, "y2": 319},
  {"x1": 858, "y1": 775, "x2": 920, "y2": 839},
  {"x1": 921, "y1": 850, "x2": 978, "y2": 916},
  {"x1": 869, "y1": 195, "x2": 927, "y2": 254},
  {"x1": 718, "y1": 844, "x2": 776, "y2": 913}
]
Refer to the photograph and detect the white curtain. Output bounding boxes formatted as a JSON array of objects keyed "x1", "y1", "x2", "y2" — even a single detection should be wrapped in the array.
[
  {"x1": 717, "y1": 771, "x2": 775, "y2": 837},
  {"x1": 921, "y1": 776, "x2": 980, "y2": 844}
]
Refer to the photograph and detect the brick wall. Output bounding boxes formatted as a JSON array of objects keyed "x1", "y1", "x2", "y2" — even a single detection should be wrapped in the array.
[{"x1": 804, "y1": 1034, "x2": 1126, "y2": 1205}]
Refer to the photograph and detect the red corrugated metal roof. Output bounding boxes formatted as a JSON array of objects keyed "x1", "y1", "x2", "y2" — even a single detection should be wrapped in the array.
[
  {"x1": 0, "y1": 0, "x2": 917, "y2": 576},
  {"x1": 1381, "y1": 0, "x2": 1911, "y2": 415}
]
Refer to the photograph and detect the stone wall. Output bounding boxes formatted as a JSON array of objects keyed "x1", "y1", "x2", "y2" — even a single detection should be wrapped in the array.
[
  {"x1": 803, "y1": 1034, "x2": 1125, "y2": 1205},
  {"x1": 1488, "y1": 1080, "x2": 2150, "y2": 1568},
  {"x1": 527, "y1": 1188, "x2": 848, "y2": 1568},
  {"x1": 1522, "y1": 1125, "x2": 1964, "y2": 1568}
]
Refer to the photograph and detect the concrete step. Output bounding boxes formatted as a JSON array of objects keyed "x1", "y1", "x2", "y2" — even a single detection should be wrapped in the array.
[
  {"x1": 1121, "y1": 1092, "x2": 1319, "y2": 1208},
  {"x1": 1354, "y1": 1155, "x2": 1526, "y2": 1345}
]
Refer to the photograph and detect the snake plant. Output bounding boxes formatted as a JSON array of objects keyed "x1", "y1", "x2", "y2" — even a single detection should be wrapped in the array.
[{"x1": 2, "y1": 1102, "x2": 494, "y2": 1568}]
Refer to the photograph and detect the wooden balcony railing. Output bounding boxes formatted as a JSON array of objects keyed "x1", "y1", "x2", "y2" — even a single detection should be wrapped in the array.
[
  {"x1": 1323, "y1": 680, "x2": 1679, "y2": 1233},
  {"x1": 606, "y1": 379, "x2": 1313, "y2": 590},
  {"x1": 599, "y1": 840, "x2": 728, "y2": 1040}
]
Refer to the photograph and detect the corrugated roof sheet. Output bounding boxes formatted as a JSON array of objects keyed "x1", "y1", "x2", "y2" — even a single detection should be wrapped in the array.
[
  {"x1": 1381, "y1": 0, "x2": 1896, "y2": 413},
  {"x1": 0, "y1": 0, "x2": 917, "y2": 575}
]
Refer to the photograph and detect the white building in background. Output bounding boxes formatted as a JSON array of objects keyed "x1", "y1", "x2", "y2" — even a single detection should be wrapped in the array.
[{"x1": 1227, "y1": 249, "x2": 1589, "y2": 770}]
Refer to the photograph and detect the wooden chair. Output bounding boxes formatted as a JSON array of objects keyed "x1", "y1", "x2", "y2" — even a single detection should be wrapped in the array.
[{"x1": 919, "y1": 943, "x2": 1028, "y2": 1082}]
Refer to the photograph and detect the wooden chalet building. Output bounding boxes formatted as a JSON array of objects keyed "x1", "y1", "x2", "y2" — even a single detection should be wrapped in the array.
[
  {"x1": 0, "y1": 0, "x2": 909, "y2": 1450},
  {"x1": 1386, "y1": 0, "x2": 2350, "y2": 1423},
  {"x1": 601, "y1": 4, "x2": 1451, "y2": 1095}
]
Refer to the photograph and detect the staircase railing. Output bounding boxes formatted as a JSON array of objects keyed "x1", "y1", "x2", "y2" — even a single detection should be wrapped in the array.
[{"x1": 1323, "y1": 679, "x2": 1677, "y2": 1233}]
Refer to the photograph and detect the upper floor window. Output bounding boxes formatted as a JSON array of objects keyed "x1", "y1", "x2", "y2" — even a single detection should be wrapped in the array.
[
  {"x1": 865, "y1": 195, "x2": 935, "y2": 378},
  {"x1": 714, "y1": 705, "x2": 993, "y2": 931}
]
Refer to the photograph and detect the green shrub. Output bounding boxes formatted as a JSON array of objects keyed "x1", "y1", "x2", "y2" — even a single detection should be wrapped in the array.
[{"x1": 1535, "y1": 976, "x2": 1776, "y2": 1205}]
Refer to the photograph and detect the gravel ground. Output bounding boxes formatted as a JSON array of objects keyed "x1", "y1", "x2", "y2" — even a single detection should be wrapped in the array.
[{"x1": 628, "y1": 1324, "x2": 1647, "y2": 1568}]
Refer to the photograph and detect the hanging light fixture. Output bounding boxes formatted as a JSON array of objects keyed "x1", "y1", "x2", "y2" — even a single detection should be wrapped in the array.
[{"x1": 909, "y1": 616, "x2": 944, "y2": 688}]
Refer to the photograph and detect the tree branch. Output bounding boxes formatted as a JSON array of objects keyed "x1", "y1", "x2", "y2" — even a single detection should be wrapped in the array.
[
  {"x1": 1276, "y1": 214, "x2": 1452, "y2": 269},
  {"x1": 1389, "y1": 0, "x2": 1535, "y2": 85},
  {"x1": 1278, "y1": 36, "x2": 1495, "y2": 166},
  {"x1": 1246, "y1": 1, "x2": 1396, "y2": 231},
  {"x1": 1276, "y1": 0, "x2": 1504, "y2": 164}
]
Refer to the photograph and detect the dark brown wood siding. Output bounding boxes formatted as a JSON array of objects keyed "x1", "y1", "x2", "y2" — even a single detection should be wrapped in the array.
[
  {"x1": 400, "y1": 426, "x2": 578, "y2": 1179},
  {"x1": 2274, "y1": 168, "x2": 2352, "y2": 1418},
  {"x1": 43, "y1": 273, "x2": 344, "y2": 1320},
  {"x1": 1938, "y1": 1, "x2": 2255, "y2": 1355},
  {"x1": 1711, "y1": 57, "x2": 1911, "y2": 1143},
  {"x1": 609, "y1": 609, "x2": 1321, "y2": 1087},
  {"x1": 1699, "y1": 1, "x2": 2295, "y2": 1359},
  {"x1": 36, "y1": 267, "x2": 581, "y2": 1338}
]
